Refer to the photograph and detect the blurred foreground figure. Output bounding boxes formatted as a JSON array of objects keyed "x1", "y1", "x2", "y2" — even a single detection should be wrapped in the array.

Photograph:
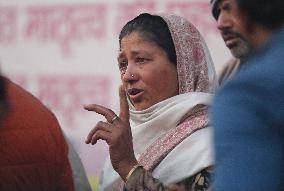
[
  {"x1": 211, "y1": 0, "x2": 284, "y2": 190},
  {"x1": 0, "y1": 76, "x2": 91, "y2": 191}
]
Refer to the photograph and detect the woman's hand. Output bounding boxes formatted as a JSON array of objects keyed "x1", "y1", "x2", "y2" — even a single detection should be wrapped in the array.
[{"x1": 84, "y1": 86, "x2": 138, "y2": 181}]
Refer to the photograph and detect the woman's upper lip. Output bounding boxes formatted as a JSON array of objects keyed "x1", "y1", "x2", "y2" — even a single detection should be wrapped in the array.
[
  {"x1": 127, "y1": 88, "x2": 144, "y2": 102},
  {"x1": 127, "y1": 88, "x2": 143, "y2": 96}
]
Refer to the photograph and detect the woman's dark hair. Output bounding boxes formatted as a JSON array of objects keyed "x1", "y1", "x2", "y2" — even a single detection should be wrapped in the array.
[
  {"x1": 119, "y1": 13, "x2": 177, "y2": 65},
  {"x1": 238, "y1": 0, "x2": 284, "y2": 29}
]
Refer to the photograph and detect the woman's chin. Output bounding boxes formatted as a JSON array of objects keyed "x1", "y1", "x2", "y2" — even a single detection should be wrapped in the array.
[
  {"x1": 133, "y1": 104, "x2": 146, "y2": 111},
  {"x1": 133, "y1": 102, "x2": 151, "y2": 111}
]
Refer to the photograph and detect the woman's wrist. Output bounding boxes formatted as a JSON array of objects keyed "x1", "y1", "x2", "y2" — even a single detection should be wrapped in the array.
[
  {"x1": 125, "y1": 163, "x2": 142, "y2": 182},
  {"x1": 116, "y1": 159, "x2": 138, "y2": 181}
]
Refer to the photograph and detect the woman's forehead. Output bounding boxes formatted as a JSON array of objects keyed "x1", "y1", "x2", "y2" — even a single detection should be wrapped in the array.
[
  {"x1": 121, "y1": 32, "x2": 152, "y2": 46},
  {"x1": 120, "y1": 33, "x2": 161, "y2": 54}
]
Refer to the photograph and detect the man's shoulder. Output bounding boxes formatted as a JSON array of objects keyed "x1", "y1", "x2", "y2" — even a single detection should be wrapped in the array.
[
  {"x1": 6, "y1": 78, "x2": 52, "y2": 114},
  {"x1": 217, "y1": 34, "x2": 284, "y2": 98},
  {"x1": 235, "y1": 31, "x2": 284, "y2": 87},
  {"x1": 5, "y1": 77, "x2": 60, "y2": 128},
  {"x1": 3, "y1": 77, "x2": 67, "y2": 149}
]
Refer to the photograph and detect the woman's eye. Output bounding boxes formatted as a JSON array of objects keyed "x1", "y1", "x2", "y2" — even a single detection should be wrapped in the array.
[
  {"x1": 136, "y1": 57, "x2": 147, "y2": 64},
  {"x1": 118, "y1": 60, "x2": 127, "y2": 73}
]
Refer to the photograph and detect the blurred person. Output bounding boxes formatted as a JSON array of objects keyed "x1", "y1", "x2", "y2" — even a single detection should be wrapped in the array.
[
  {"x1": 85, "y1": 13, "x2": 218, "y2": 190},
  {"x1": 0, "y1": 75, "x2": 91, "y2": 191},
  {"x1": 210, "y1": 0, "x2": 284, "y2": 190}
]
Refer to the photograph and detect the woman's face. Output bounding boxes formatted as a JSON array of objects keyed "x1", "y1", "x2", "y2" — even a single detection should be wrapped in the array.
[{"x1": 118, "y1": 32, "x2": 179, "y2": 111}]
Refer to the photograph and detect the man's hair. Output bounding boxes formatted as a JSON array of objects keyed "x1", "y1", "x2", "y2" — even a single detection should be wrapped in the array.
[
  {"x1": 211, "y1": 0, "x2": 284, "y2": 29},
  {"x1": 119, "y1": 13, "x2": 177, "y2": 65},
  {"x1": 238, "y1": 0, "x2": 284, "y2": 29}
]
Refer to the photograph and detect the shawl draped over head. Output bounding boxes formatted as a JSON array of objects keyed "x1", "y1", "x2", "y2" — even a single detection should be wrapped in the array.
[{"x1": 99, "y1": 13, "x2": 218, "y2": 191}]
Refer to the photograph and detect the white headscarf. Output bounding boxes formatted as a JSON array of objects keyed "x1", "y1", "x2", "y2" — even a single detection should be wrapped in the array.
[{"x1": 99, "y1": 14, "x2": 218, "y2": 190}]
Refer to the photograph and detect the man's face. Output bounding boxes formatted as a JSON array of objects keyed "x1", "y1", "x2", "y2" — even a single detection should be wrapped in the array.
[{"x1": 215, "y1": 0, "x2": 253, "y2": 58}]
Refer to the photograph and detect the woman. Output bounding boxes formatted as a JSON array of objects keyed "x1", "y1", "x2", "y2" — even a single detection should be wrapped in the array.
[{"x1": 85, "y1": 13, "x2": 218, "y2": 190}]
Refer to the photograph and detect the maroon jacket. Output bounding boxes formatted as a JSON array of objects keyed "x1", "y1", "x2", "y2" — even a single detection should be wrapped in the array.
[{"x1": 0, "y1": 77, "x2": 75, "y2": 191}]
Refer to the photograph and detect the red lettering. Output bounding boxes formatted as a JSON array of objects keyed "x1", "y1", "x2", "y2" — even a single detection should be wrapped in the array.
[{"x1": 0, "y1": 7, "x2": 17, "y2": 43}]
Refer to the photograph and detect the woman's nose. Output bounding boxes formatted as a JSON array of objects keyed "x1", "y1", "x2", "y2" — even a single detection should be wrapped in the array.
[{"x1": 122, "y1": 65, "x2": 138, "y2": 82}]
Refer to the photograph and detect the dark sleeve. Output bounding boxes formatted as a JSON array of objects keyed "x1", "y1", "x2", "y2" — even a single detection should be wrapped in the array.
[
  {"x1": 212, "y1": 70, "x2": 284, "y2": 190},
  {"x1": 124, "y1": 167, "x2": 213, "y2": 191}
]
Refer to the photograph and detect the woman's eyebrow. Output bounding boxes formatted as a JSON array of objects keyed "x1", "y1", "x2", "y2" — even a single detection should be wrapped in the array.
[
  {"x1": 131, "y1": 50, "x2": 151, "y2": 57},
  {"x1": 117, "y1": 50, "x2": 152, "y2": 60}
]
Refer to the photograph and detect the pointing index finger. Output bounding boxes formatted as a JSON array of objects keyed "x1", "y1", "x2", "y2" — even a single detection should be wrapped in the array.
[
  {"x1": 84, "y1": 104, "x2": 117, "y2": 123},
  {"x1": 119, "y1": 86, "x2": 129, "y2": 123}
]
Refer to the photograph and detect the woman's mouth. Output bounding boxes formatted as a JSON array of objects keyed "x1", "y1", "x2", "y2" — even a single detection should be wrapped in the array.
[{"x1": 127, "y1": 88, "x2": 144, "y2": 102}]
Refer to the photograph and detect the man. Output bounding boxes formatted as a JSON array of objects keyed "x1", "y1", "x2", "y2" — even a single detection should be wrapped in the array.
[
  {"x1": 0, "y1": 76, "x2": 91, "y2": 191},
  {"x1": 210, "y1": 0, "x2": 284, "y2": 190}
]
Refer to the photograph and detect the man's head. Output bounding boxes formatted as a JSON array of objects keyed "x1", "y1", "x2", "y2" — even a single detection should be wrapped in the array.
[{"x1": 211, "y1": 0, "x2": 284, "y2": 59}]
